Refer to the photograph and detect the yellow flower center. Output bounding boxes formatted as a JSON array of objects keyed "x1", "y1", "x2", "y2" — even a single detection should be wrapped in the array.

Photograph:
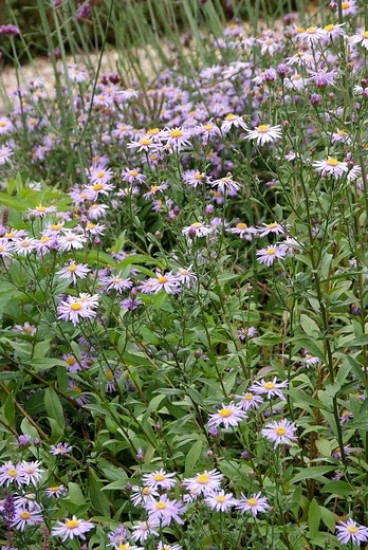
[
  {"x1": 68, "y1": 264, "x2": 77, "y2": 272},
  {"x1": 307, "y1": 26, "x2": 316, "y2": 33},
  {"x1": 267, "y1": 222, "x2": 279, "y2": 228},
  {"x1": 327, "y1": 157, "x2": 339, "y2": 166},
  {"x1": 203, "y1": 124, "x2": 214, "y2": 131},
  {"x1": 247, "y1": 498, "x2": 258, "y2": 506},
  {"x1": 171, "y1": 129, "x2": 183, "y2": 138},
  {"x1": 341, "y1": 2, "x2": 350, "y2": 9},
  {"x1": 65, "y1": 519, "x2": 79, "y2": 529},
  {"x1": 219, "y1": 408, "x2": 232, "y2": 418},
  {"x1": 142, "y1": 486, "x2": 151, "y2": 495},
  {"x1": 93, "y1": 183, "x2": 103, "y2": 191},
  {"x1": 148, "y1": 128, "x2": 159, "y2": 135},
  {"x1": 50, "y1": 485, "x2": 60, "y2": 492},
  {"x1": 40, "y1": 236, "x2": 49, "y2": 243},
  {"x1": 363, "y1": 31, "x2": 368, "y2": 39},
  {"x1": 244, "y1": 393, "x2": 253, "y2": 400},
  {"x1": 297, "y1": 26, "x2": 305, "y2": 33},
  {"x1": 236, "y1": 222, "x2": 247, "y2": 229},
  {"x1": 266, "y1": 248, "x2": 276, "y2": 255},
  {"x1": 5, "y1": 232, "x2": 15, "y2": 238},
  {"x1": 154, "y1": 473, "x2": 165, "y2": 481},
  {"x1": 197, "y1": 473, "x2": 209, "y2": 484},
  {"x1": 140, "y1": 138, "x2": 152, "y2": 146},
  {"x1": 191, "y1": 222, "x2": 202, "y2": 228},
  {"x1": 275, "y1": 427, "x2": 287, "y2": 436},
  {"x1": 225, "y1": 113, "x2": 236, "y2": 120},
  {"x1": 158, "y1": 276, "x2": 168, "y2": 284},
  {"x1": 216, "y1": 495, "x2": 226, "y2": 503},
  {"x1": 156, "y1": 502, "x2": 167, "y2": 510},
  {"x1": 0, "y1": 121, "x2": 6, "y2": 127},
  {"x1": 66, "y1": 357, "x2": 76, "y2": 366},
  {"x1": 20, "y1": 511, "x2": 31, "y2": 520},
  {"x1": 105, "y1": 369, "x2": 114, "y2": 380},
  {"x1": 87, "y1": 223, "x2": 95, "y2": 229},
  {"x1": 257, "y1": 124, "x2": 270, "y2": 133},
  {"x1": 36, "y1": 205, "x2": 46, "y2": 212},
  {"x1": 194, "y1": 173, "x2": 203, "y2": 180},
  {"x1": 70, "y1": 302, "x2": 82, "y2": 311},
  {"x1": 324, "y1": 24, "x2": 334, "y2": 31},
  {"x1": 8, "y1": 469, "x2": 17, "y2": 477},
  {"x1": 129, "y1": 170, "x2": 138, "y2": 177},
  {"x1": 0, "y1": 246, "x2": 3, "y2": 252},
  {"x1": 52, "y1": 224, "x2": 62, "y2": 230},
  {"x1": 264, "y1": 381, "x2": 276, "y2": 390},
  {"x1": 338, "y1": 129, "x2": 348, "y2": 136}
]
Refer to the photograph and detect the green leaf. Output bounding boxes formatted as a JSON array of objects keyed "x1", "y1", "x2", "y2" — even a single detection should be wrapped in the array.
[
  {"x1": 44, "y1": 388, "x2": 64, "y2": 437},
  {"x1": 292, "y1": 466, "x2": 336, "y2": 483},
  {"x1": 320, "y1": 506, "x2": 336, "y2": 532},
  {"x1": 88, "y1": 468, "x2": 110, "y2": 517},
  {"x1": 308, "y1": 498, "x2": 321, "y2": 539},
  {"x1": 321, "y1": 480, "x2": 352, "y2": 497},
  {"x1": 185, "y1": 439, "x2": 203, "y2": 475},
  {"x1": 68, "y1": 482, "x2": 86, "y2": 506}
]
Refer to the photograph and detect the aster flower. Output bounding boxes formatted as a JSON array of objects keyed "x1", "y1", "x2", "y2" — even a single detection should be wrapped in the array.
[
  {"x1": 221, "y1": 113, "x2": 248, "y2": 133},
  {"x1": 184, "y1": 469, "x2": 223, "y2": 495},
  {"x1": 46, "y1": 484, "x2": 67, "y2": 498},
  {"x1": 157, "y1": 543, "x2": 183, "y2": 550},
  {"x1": 313, "y1": 157, "x2": 349, "y2": 179},
  {"x1": 131, "y1": 485, "x2": 159, "y2": 507},
  {"x1": 67, "y1": 64, "x2": 88, "y2": 83},
  {"x1": 351, "y1": 29, "x2": 368, "y2": 50},
  {"x1": 176, "y1": 266, "x2": 197, "y2": 288},
  {"x1": 0, "y1": 461, "x2": 26, "y2": 487},
  {"x1": 148, "y1": 272, "x2": 180, "y2": 294},
  {"x1": 27, "y1": 205, "x2": 56, "y2": 219},
  {"x1": 50, "y1": 442, "x2": 72, "y2": 455},
  {"x1": 162, "y1": 127, "x2": 192, "y2": 149},
  {"x1": 236, "y1": 492, "x2": 270, "y2": 516},
  {"x1": 13, "y1": 238, "x2": 36, "y2": 256},
  {"x1": 250, "y1": 377, "x2": 288, "y2": 400},
  {"x1": 295, "y1": 26, "x2": 325, "y2": 44},
  {"x1": 208, "y1": 402, "x2": 247, "y2": 429},
  {"x1": 12, "y1": 507, "x2": 43, "y2": 531},
  {"x1": 256, "y1": 245, "x2": 287, "y2": 266},
  {"x1": 142, "y1": 469, "x2": 176, "y2": 491},
  {"x1": 146, "y1": 495, "x2": 186, "y2": 527},
  {"x1": 52, "y1": 515, "x2": 94, "y2": 541},
  {"x1": 336, "y1": 518, "x2": 368, "y2": 545},
  {"x1": 258, "y1": 221, "x2": 284, "y2": 237},
  {"x1": 58, "y1": 230, "x2": 87, "y2": 252},
  {"x1": 19, "y1": 461, "x2": 43, "y2": 485},
  {"x1": 228, "y1": 222, "x2": 257, "y2": 240},
  {"x1": 57, "y1": 261, "x2": 90, "y2": 284},
  {"x1": 246, "y1": 124, "x2": 282, "y2": 146},
  {"x1": 0, "y1": 145, "x2": 13, "y2": 164},
  {"x1": 235, "y1": 391, "x2": 264, "y2": 411},
  {"x1": 127, "y1": 136, "x2": 158, "y2": 152},
  {"x1": 204, "y1": 490, "x2": 238, "y2": 512},
  {"x1": 108, "y1": 524, "x2": 128, "y2": 547},
  {"x1": 210, "y1": 174, "x2": 240, "y2": 196},
  {"x1": 182, "y1": 169, "x2": 207, "y2": 188},
  {"x1": 182, "y1": 221, "x2": 212, "y2": 238},
  {"x1": 131, "y1": 519, "x2": 159, "y2": 543},
  {"x1": 0, "y1": 239, "x2": 14, "y2": 259},
  {"x1": 57, "y1": 293, "x2": 98, "y2": 326},
  {"x1": 337, "y1": 0, "x2": 358, "y2": 17},
  {"x1": 261, "y1": 419, "x2": 297, "y2": 448}
]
